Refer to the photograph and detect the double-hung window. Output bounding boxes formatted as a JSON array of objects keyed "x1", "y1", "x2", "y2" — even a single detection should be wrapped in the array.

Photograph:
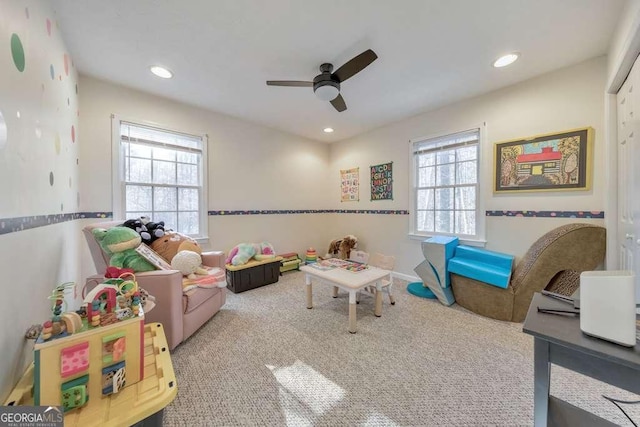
[
  {"x1": 113, "y1": 119, "x2": 208, "y2": 239},
  {"x1": 411, "y1": 128, "x2": 480, "y2": 239}
]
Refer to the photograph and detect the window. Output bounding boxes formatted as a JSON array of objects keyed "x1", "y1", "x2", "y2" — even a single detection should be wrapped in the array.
[
  {"x1": 411, "y1": 128, "x2": 480, "y2": 239},
  {"x1": 112, "y1": 119, "x2": 207, "y2": 238}
]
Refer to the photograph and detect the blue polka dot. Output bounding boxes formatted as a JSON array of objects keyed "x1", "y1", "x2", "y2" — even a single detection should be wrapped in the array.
[{"x1": 50, "y1": 64, "x2": 54, "y2": 80}]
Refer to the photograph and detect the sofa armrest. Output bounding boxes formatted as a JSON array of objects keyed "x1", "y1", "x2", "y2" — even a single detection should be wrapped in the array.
[
  {"x1": 134, "y1": 269, "x2": 185, "y2": 350},
  {"x1": 202, "y1": 251, "x2": 225, "y2": 269}
]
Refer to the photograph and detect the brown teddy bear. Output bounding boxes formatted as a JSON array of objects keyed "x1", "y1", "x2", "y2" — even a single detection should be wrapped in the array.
[
  {"x1": 150, "y1": 231, "x2": 202, "y2": 263},
  {"x1": 325, "y1": 235, "x2": 358, "y2": 260}
]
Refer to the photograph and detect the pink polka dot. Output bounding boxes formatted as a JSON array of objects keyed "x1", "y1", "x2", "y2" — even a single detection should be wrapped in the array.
[
  {"x1": 71, "y1": 125, "x2": 75, "y2": 143},
  {"x1": 72, "y1": 358, "x2": 78, "y2": 363},
  {"x1": 64, "y1": 54, "x2": 69, "y2": 76},
  {"x1": 46, "y1": 19, "x2": 51, "y2": 36}
]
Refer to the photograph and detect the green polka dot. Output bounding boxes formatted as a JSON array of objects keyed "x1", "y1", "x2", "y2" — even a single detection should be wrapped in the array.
[{"x1": 11, "y1": 34, "x2": 25, "y2": 72}]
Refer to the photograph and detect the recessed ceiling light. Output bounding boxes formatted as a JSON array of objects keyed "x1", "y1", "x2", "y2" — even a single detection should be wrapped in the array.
[
  {"x1": 150, "y1": 65, "x2": 173, "y2": 79},
  {"x1": 323, "y1": 127, "x2": 334, "y2": 133},
  {"x1": 493, "y1": 53, "x2": 519, "y2": 68}
]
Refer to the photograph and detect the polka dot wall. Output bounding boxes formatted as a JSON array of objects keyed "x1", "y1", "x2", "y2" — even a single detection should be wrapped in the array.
[{"x1": 0, "y1": 2, "x2": 80, "y2": 222}]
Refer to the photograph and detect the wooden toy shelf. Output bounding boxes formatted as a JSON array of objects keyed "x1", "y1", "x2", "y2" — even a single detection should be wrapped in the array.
[{"x1": 4, "y1": 323, "x2": 177, "y2": 427}]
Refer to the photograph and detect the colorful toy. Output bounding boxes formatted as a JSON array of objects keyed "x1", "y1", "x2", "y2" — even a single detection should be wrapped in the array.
[
  {"x1": 33, "y1": 278, "x2": 146, "y2": 411},
  {"x1": 93, "y1": 226, "x2": 156, "y2": 272},
  {"x1": 305, "y1": 247, "x2": 318, "y2": 264}
]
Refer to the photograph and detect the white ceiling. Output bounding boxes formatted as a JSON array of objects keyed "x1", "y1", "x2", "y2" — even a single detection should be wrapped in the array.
[{"x1": 51, "y1": 0, "x2": 626, "y2": 143}]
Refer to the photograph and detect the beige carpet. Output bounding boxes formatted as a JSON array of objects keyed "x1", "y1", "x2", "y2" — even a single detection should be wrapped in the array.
[{"x1": 164, "y1": 271, "x2": 639, "y2": 426}]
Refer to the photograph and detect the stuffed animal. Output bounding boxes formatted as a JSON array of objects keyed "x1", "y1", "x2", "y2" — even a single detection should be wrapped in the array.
[
  {"x1": 256, "y1": 242, "x2": 276, "y2": 260},
  {"x1": 122, "y1": 217, "x2": 165, "y2": 245},
  {"x1": 226, "y1": 242, "x2": 276, "y2": 266},
  {"x1": 339, "y1": 235, "x2": 358, "y2": 259},
  {"x1": 150, "y1": 231, "x2": 202, "y2": 263},
  {"x1": 93, "y1": 226, "x2": 156, "y2": 272},
  {"x1": 225, "y1": 243, "x2": 258, "y2": 266},
  {"x1": 171, "y1": 250, "x2": 208, "y2": 279},
  {"x1": 325, "y1": 235, "x2": 358, "y2": 260},
  {"x1": 145, "y1": 221, "x2": 165, "y2": 243},
  {"x1": 121, "y1": 218, "x2": 153, "y2": 245}
]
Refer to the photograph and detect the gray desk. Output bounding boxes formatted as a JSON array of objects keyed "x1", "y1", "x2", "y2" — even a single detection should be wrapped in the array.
[{"x1": 523, "y1": 293, "x2": 640, "y2": 427}]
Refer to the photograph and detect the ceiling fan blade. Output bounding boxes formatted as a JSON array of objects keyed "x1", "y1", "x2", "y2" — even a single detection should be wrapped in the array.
[
  {"x1": 332, "y1": 49, "x2": 378, "y2": 83},
  {"x1": 266, "y1": 80, "x2": 313, "y2": 87},
  {"x1": 330, "y1": 94, "x2": 347, "y2": 112}
]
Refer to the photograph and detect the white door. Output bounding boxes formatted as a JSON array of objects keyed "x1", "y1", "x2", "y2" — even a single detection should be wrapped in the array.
[{"x1": 616, "y1": 55, "x2": 640, "y2": 305}]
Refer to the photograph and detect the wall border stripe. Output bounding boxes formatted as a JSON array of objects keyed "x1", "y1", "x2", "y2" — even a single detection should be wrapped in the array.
[
  {"x1": 208, "y1": 209, "x2": 409, "y2": 215},
  {"x1": 0, "y1": 210, "x2": 605, "y2": 235},
  {"x1": 485, "y1": 210, "x2": 604, "y2": 218},
  {"x1": 0, "y1": 212, "x2": 113, "y2": 235}
]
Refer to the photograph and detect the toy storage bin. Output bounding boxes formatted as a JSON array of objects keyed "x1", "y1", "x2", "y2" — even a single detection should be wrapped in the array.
[{"x1": 225, "y1": 257, "x2": 283, "y2": 293}]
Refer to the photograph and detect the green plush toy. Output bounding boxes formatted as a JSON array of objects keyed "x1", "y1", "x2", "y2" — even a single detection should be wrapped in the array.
[{"x1": 93, "y1": 226, "x2": 156, "y2": 272}]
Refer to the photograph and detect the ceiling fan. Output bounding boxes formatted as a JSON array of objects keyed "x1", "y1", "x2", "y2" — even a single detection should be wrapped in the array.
[{"x1": 266, "y1": 49, "x2": 378, "y2": 112}]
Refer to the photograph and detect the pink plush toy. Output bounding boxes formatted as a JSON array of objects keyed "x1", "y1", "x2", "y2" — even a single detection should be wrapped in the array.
[{"x1": 226, "y1": 242, "x2": 276, "y2": 266}]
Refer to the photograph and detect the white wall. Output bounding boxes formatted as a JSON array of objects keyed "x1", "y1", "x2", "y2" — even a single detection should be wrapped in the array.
[
  {"x1": 0, "y1": 1, "x2": 80, "y2": 401},
  {"x1": 330, "y1": 57, "x2": 607, "y2": 277},
  {"x1": 78, "y1": 76, "x2": 333, "y2": 280}
]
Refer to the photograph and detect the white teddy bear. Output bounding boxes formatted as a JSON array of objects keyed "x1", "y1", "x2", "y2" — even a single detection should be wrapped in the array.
[{"x1": 171, "y1": 250, "x2": 208, "y2": 279}]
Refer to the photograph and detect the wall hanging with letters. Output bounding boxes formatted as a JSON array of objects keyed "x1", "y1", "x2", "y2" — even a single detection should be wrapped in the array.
[
  {"x1": 340, "y1": 167, "x2": 359, "y2": 202},
  {"x1": 370, "y1": 162, "x2": 393, "y2": 200}
]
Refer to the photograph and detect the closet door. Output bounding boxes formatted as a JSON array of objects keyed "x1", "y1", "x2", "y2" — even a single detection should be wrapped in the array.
[{"x1": 616, "y1": 54, "x2": 640, "y2": 303}]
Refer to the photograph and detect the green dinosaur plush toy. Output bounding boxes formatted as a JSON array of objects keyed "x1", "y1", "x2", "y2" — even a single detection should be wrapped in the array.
[{"x1": 93, "y1": 226, "x2": 156, "y2": 272}]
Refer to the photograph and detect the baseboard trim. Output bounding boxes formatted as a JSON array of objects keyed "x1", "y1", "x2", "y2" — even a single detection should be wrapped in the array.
[{"x1": 392, "y1": 271, "x2": 420, "y2": 283}]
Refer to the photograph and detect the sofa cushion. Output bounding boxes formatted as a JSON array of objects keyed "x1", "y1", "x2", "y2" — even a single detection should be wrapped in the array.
[{"x1": 182, "y1": 286, "x2": 224, "y2": 314}]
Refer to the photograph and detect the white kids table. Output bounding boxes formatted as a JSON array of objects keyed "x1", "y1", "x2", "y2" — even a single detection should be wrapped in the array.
[{"x1": 301, "y1": 263, "x2": 392, "y2": 333}]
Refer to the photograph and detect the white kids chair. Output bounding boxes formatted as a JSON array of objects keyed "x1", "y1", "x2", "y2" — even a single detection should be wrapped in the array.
[{"x1": 354, "y1": 252, "x2": 396, "y2": 305}]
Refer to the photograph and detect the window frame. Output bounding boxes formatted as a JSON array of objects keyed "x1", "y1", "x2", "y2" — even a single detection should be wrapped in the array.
[
  {"x1": 111, "y1": 115, "x2": 209, "y2": 241},
  {"x1": 408, "y1": 125, "x2": 486, "y2": 245}
]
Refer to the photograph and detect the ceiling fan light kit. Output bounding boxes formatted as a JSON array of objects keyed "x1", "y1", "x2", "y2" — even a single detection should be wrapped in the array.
[
  {"x1": 266, "y1": 49, "x2": 378, "y2": 112},
  {"x1": 314, "y1": 82, "x2": 340, "y2": 101}
]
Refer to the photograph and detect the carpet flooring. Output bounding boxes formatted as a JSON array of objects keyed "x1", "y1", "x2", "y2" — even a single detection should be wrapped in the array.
[{"x1": 164, "y1": 271, "x2": 639, "y2": 426}]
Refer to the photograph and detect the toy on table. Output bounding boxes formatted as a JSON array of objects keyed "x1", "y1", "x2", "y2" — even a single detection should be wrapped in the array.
[
  {"x1": 305, "y1": 247, "x2": 318, "y2": 264},
  {"x1": 33, "y1": 278, "x2": 146, "y2": 412},
  {"x1": 325, "y1": 235, "x2": 358, "y2": 260}
]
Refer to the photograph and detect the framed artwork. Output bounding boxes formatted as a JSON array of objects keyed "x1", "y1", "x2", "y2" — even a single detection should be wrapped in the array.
[
  {"x1": 370, "y1": 162, "x2": 393, "y2": 200},
  {"x1": 340, "y1": 167, "x2": 359, "y2": 202},
  {"x1": 494, "y1": 127, "x2": 593, "y2": 193}
]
